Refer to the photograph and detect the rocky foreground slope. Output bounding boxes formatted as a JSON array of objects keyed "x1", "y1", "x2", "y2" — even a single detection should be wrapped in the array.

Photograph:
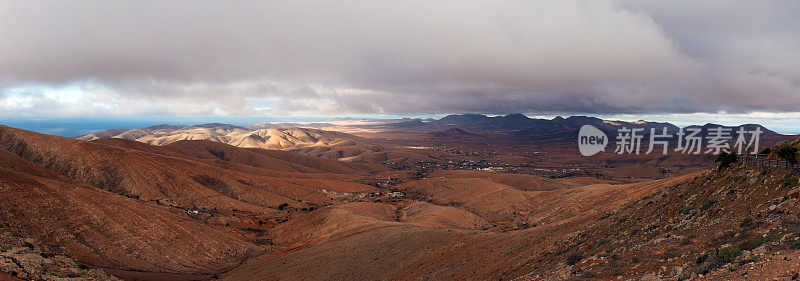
[
  {"x1": 0, "y1": 232, "x2": 120, "y2": 281},
  {"x1": 528, "y1": 162, "x2": 800, "y2": 280}
]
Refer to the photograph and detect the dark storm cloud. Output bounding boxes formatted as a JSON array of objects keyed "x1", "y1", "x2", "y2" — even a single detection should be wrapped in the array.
[
  {"x1": 0, "y1": 0, "x2": 798, "y2": 116},
  {"x1": 620, "y1": 0, "x2": 800, "y2": 112}
]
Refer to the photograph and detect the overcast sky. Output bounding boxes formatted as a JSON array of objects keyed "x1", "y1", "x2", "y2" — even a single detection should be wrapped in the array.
[{"x1": 1, "y1": 0, "x2": 799, "y2": 122}]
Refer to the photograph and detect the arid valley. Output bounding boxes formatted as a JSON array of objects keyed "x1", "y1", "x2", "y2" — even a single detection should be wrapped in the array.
[{"x1": 1, "y1": 114, "x2": 799, "y2": 280}]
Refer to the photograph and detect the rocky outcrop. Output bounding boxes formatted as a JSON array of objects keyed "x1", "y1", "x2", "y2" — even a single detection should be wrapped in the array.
[{"x1": 0, "y1": 233, "x2": 120, "y2": 281}]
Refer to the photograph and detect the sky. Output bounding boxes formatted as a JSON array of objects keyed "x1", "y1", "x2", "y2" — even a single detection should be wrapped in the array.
[{"x1": 1, "y1": 0, "x2": 799, "y2": 134}]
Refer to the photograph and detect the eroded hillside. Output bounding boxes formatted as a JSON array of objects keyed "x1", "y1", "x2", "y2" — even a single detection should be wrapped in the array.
[
  {"x1": 77, "y1": 125, "x2": 442, "y2": 164},
  {"x1": 527, "y1": 162, "x2": 800, "y2": 280},
  {"x1": 223, "y1": 157, "x2": 800, "y2": 280},
  {"x1": 2, "y1": 124, "x2": 799, "y2": 281}
]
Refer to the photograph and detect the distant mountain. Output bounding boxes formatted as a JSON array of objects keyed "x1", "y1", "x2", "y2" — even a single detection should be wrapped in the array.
[
  {"x1": 193, "y1": 123, "x2": 249, "y2": 130},
  {"x1": 76, "y1": 115, "x2": 796, "y2": 158},
  {"x1": 248, "y1": 122, "x2": 335, "y2": 130},
  {"x1": 78, "y1": 124, "x2": 345, "y2": 148},
  {"x1": 383, "y1": 113, "x2": 795, "y2": 148},
  {"x1": 427, "y1": 127, "x2": 479, "y2": 138},
  {"x1": 437, "y1": 113, "x2": 491, "y2": 124},
  {"x1": 77, "y1": 124, "x2": 442, "y2": 164},
  {"x1": 388, "y1": 118, "x2": 425, "y2": 128},
  {"x1": 431, "y1": 113, "x2": 540, "y2": 131},
  {"x1": 427, "y1": 114, "x2": 680, "y2": 132}
]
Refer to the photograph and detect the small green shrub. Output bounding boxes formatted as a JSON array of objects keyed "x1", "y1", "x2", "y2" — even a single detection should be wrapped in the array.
[
  {"x1": 714, "y1": 246, "x2": 741, "y2": 263},
  {"x1": 716, "y1": 152, "x2": 738, "y2": 169},
  {"x1": 679, "y1": 206, "x2": 693, "y2": 215},
  {"x1": 50, "y1": 273, "x2": 65, "y2": 278},
  {"x1": 776, "y1": 145, "x2": 798, "y2": 165},
  {"x1": 696, "y1": 253, "x2": 709, "y2": 264}
]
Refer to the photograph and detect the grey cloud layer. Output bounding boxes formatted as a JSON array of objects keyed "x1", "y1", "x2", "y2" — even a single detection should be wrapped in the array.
[{"x1": 0, "y1": 0, "x2": 798, "y2": 116}]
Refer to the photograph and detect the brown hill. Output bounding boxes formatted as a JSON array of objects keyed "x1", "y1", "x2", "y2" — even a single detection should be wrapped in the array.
[
  {"x1": 1, "y1": 125, "x2": 387, "y2": 211},
  {"x1": 220, "y1": 171, "x2": 681, "y2": 280},
  {"x1": 95, "y1": 138, "x2": 381, "y2": 175},
  {"x1": 220, "y1": 160, "x2": 800, "y2": 281},
  {"x1": 78, "y1": 125, "x2": 442, "y2": 164},
  {"x1": 77, "y1": 125, "x2": 354, "y2": 152},
  {"x1": 401, "y1": 201, "x2": 491, "y2": 230},
  {"x1": 0, "y1": 125, "x2": 385, "y2": 278},
  {"x1": 265, "y1": 201, "x2": 492, "y2": 251},
  {"x1": 0, "y1": 150, "x2": 262, "y2": 276},
  {"x1": 525, "y1": 163, "x2": 800, "y2": 280},
  {"x1": 0, "y1": 125, "x2": 289, "y2": 213}
]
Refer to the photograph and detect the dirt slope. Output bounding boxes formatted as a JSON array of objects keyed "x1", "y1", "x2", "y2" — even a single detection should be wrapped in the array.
[
  {"x1": 220, "y1": 162, "x2": 800, "y2": 281},
  {"x1": 220, "y1": 172, "x2": 676, "y2": 280},
  {"x1": 0, "y1": 160, "x2": 262, "y2": 275},
  {"x1": 427, "y1": 169, "x2": 573, "y2": 191},
  {"x1": 0, "y1": 125, "x2": 385, "y2": 279},
  {"x1": 265, "y1": 201, "x2": 492, "y2": 251},
  {"x1": 526, "y1": 163, "x2": 800, "y2": 280},
  {"x1": 0, "y1": 125, "x2": 378, "y2": 212}
]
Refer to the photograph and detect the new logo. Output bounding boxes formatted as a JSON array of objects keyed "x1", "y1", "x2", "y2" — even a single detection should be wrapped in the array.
[{"x1": 578, "y1": 125, "x2": 608, "y2": 156}]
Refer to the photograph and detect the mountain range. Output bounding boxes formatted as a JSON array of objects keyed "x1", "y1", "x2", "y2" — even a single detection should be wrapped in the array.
[{"x1": 79, "y1": 114, "x2": 795, "y2": 154}]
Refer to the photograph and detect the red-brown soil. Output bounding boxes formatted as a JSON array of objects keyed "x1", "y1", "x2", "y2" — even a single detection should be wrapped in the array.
[
  {"x1": 0, "y1": 153, "x2": 262, "y2": 275},
  {"x1": 1, "y1": 124, "x2": 798, "y2": 280},
  {"x1": 0, "y1": 125, "x2": 383, "y2": 278}
]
